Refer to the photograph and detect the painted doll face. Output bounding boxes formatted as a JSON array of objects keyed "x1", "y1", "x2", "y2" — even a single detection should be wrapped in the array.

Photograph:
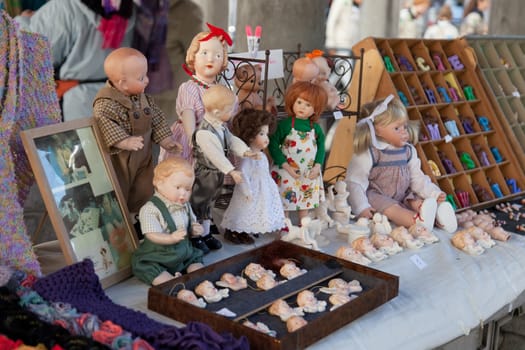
[
  {"x1": 375, "y1": 119, "x2": 409, "y2": 148},
  {"x1": 121, "y1": 55, "x2": 149, "y2": 95},
  {"x1": 251, "y1": 125, "x2": 270, "y2": 152},
  {"x1": 293, "y1": 97, "x2": 314, "y2": 120},
  {"x1": 156, "y1": 171, "x2": 194, "y2": 205},
  {"x1": 194, "y1": 37, "x2": 224, "y2": 81}
]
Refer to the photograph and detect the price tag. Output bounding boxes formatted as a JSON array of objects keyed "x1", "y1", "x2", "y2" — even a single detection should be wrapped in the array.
[
  {"x1": 444, "y1": 134, "x2": 453, "y2": 143},
  {"x1": 333, "y1": 110, "x2": 343, "y2": 120},
  {"x1": 410, "y1": 254, "x2": 427, "y2": 270},
  {"x1": 216, "y1": 308, "x2": 236, "y2": 317}
]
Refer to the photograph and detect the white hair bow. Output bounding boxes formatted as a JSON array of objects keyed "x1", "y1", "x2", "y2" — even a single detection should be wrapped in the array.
[{"x1": 357, "y1": 94, "x2": 394, "y2": 148}]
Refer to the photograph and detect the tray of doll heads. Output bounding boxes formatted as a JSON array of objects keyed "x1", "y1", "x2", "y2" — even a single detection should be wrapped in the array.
[{"x1": 148, "y1": 240, "x2": 399, "y2": 350}]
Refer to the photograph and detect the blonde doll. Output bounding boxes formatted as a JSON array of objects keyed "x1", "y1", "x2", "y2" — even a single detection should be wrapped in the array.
[
  {"x1": 269, "y1": 81, "x2": 328, "y2": 226},
  {"x1": 220, "y1": 109, "x2": 286, "y2": 244},
  {"x1": 158, "y1": 23, "x2": 231, "y2": 163},
  {"x1": 346, "y1": 95, "x2": 457, "y2": 233}
]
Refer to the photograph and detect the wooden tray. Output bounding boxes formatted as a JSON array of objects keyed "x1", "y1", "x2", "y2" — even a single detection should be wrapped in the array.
[{"x1": 148, "y1": 240, "x2": 399, "y2": 350}]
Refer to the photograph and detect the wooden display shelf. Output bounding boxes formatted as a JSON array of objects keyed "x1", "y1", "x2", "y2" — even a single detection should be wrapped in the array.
[
  {"x1": 148, "y1": 240, "x2": 398, "y2": 350},
  {"x1": 344, "y1": 37, "x2": 525, "y2": 212}
]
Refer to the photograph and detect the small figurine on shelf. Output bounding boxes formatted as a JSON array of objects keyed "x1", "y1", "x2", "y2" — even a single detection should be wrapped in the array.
[
  {"x1": 458, "y1": 151, "x2": 476, "y2": 170},
  {"x1": 416, "y1": 56, "x2": 431, "y2": 71},
  {"x1": 269, "y1": 81, "x2": 328, "y2": 226},
  {"x1": 490, "y1": 146, "x2": 503, "y2": 163},
  {"x1": 477, "y1": 116, "x2": 491, "y2": 131},
  {"x1": 473, "y1": 143, "x2": 491, "y2": 166},
  {"x1": 506, "y1": 178, "x2": 521, "y2": 193},
  {"x1": 463, "y1": 85, "x2": 476, "y2": 100},
  {"x1": 436, "y1": 85, "x2": 451, "y2": 103},
  {"x1": 93, "y1": 48, "x2": 182, "y2": 237},
  {"x1": 398, "y1": 90, "x2": 410, "y2": 106},
  {"x1": 455, "y1": 189, "x2": 470, "y2": 208},
  {"x1": 347, "y1": 95, "x2": 458, "y2": 234},
  {"x1": 190, "y1": 85, "x2": 261, "y2": 253},
  {"x1": 447, "y1": 54, "x2": 464, "y2": 70},
  {"x1": 489, "y1": 180, "x2": 504, "y2": 198},
  {"x1": 432, "y1": 52, "x2": 446, "y2": 71},
  {"x1": 395, "y1": 54, "x2": 414, "y2": 71},
  {"x1": 326, "y1": 180, "x2": 353, "y2": 223},
  {"x1": 424, "y1": 113, "x2": 441, "y2": 140},
  {"x1": 438, "y1": 150, "x2": 457, "y2": 174},
  {"x1": 131, "y1": 157, "x2": 204, "y2": 286},
  {"x1": 443, "y1": 118, "x2": 460, "y2": 137},
  {"x1": 422, "y1": 83, "x2": 437, "y2": 104},
  {"x1": 159, "y1": 22, "x2": 231, "y2": 164},
  {"x1": 220, "y1": 108, "x2": 285, "y2": 244},
  {"x1": 460, "y1": 116, "x2": 475, "y2": 134}
]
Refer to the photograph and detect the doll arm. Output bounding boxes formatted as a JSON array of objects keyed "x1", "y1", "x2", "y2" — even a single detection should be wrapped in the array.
[
  {"x1": 229, "y1": 134, "x2": 253, "y2": 158},
  {"x1": 346, "y1": 151, "x2": 373, "y2": 216},
  {"x1": 268, "y1": 118, "x2": 291, "y2": 167},
  {"x1": 138, "y1": 203, "x2": 186, "y2": 245},
  {"x1": 93, "y1": 100, "x2": 134, "y2": 152},
  {"x1": 180, "y1": 109, "x2": 197, "y2": 142},
  {"x1": 407, "y1": 145, "x2": 443, "y2": 199},
  {"x1": 313, "y1": 123, "x2": 326, "y2": 166},
  {"x1": 114, "y1": 136, "x2": 145, "y2": 151},
  {"x1": 195, "y1": 130, "x2": 236, "y2": 175}
]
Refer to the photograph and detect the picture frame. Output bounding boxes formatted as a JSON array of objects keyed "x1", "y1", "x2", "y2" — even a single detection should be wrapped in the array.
[{"x1": 21, "y1": 117, "x2": 138, "y2": 288}]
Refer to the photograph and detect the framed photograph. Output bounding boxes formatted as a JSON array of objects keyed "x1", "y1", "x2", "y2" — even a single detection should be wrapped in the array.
[{"x1": 21, "y1": 117, "x2": 138, "y2": 288}]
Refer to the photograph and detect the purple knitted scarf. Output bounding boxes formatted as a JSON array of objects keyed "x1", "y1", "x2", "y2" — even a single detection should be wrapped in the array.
[{"x1": 33, "y1": 259, "x2": 249, "y2": 350}]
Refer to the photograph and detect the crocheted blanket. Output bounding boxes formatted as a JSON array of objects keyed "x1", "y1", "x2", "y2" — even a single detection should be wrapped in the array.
[
  {"x1": 34, "y1": 259, "x2": 249, "y2": 350},
  {"x1": 0, "y1": 10, "x2": 61, "y2": 275}
]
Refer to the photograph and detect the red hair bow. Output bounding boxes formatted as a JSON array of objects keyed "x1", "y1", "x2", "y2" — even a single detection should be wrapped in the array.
[
  {"x1": 199, "y1": 22, "x2": 233, "y2": 46},
  {"x1": 305, "y1": 49, "x2": 324, "y2": 59}
]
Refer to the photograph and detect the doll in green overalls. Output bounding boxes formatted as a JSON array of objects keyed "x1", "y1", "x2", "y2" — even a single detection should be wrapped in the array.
[{"x1": 132, "y1": 157, "x2": 204, "y2": 286}]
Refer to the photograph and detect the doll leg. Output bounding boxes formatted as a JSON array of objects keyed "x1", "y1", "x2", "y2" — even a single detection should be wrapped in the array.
[
  {"x1": 411, "y1": 198, "x2": 437, "y2": 232},
  {"x1": 435, "y1": 201, "x2": 458, "y2": 233},
  {"x1": 152, "y1": 271, "x2": 176, "y2": 286}
]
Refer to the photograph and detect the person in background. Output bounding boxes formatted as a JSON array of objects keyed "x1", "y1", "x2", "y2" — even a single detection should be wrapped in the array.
[
  {"x1": 325, "y1": 0, "x2": 362, "y2": 56},
  {"x1": 15, "y1": 0, "x2": 136, "y2": 121},
  {"x1": 460, "y1": 0, "x2": 490, "y2": 35},
  {"x1": 423, "y1": 4, "x2": 459, "y2": 39},
  {"x1": 398, "y1": 0, "x2": 431, "y2": 38}
]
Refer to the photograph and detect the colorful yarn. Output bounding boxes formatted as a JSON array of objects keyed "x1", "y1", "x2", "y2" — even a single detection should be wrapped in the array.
[
  {"x1": 0, "y1": 10, "x2": 61, "y2": 276},
  {"x1": 34, "y1": 259, "x2": 250, "y2": 350}
]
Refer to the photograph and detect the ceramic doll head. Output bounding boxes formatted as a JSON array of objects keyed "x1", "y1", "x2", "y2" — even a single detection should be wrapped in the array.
[
  {"x1": 153, "y1": 157, "x2": 194, "y2": 205},
  {"x1": 231, "y1": 108, "x2": 276, "y2": 151},
  {"x1": 177, "y1": 289, "x2": 206, "y2": 308},
  {"x1": 279, "y1": 261, "x2": 306, "y2": 280},
  {"x1": 335, "y1": 245, "x2": 372, "y2": 265},
  {"x1": 286, "y1": 316, "x2": 308, "y2": 332},
  {"x1": 451, "y1": 230, "x2": 484, "y2": 255},
  {"x1": 292, "y1": 57, "x2": 319, "y2": 84},
  {"x1": 104, "y1": 47, "x2": 149, "y2": 96},
  {"x1": 284, "y1": 81, "x2": 328, "y2": 123},
  {"x1": 202, "y1": 85, "x2": 236, "y2": 123},
  {"x1": 256, "y1": 273, "x2": 279, "y2": 290},
  {"x1": 215, "y1": 273, "x2": 248, "y2": 291},
  {"x1": 244, "y1": 262, "x2": 268, "y2": 281},
  {"x1": 185, "y1": 23, "x2": 231, "y2": 82}
]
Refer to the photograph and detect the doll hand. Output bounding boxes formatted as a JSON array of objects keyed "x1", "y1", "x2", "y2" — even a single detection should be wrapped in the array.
[
  {"x1": 159, "y1": 136, "x2": 182, "y2": 153},
  {"x1": 192, "y1": 223, "x2": 204, "y2": 237},
  {"x1": 436, "y1": 192, "x2": 447, "y2": 203},
  {"x1": 170, "y1": 228, "x2": 187, "y2": 243},
  {"x1": 244, "y1": 150, "x2": 261, "y2": 160},
  {"x1": 229, "y1": 170, "x2": 244, "y2": 184},
  {"x1": 307, "y1": 164, "x2": 321, "y2": 179},
  {"x1": 115, "y1": 136, "x2": 144, "y2": 151},
  {"x1": 282, "y1": 163, "x2": 300, "y2": 179},
  {"x1": 359, "y1": 207, "x2": 375, "y2": 219}
]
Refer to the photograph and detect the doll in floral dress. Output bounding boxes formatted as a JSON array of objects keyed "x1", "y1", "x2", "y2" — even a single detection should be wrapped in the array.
[{"x1": 268, "y1": 81, "x2": 328, "y2": 226}]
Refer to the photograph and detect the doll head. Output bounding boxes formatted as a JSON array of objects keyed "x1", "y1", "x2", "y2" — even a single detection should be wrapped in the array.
[
  {"x1": 354, "y1": 95, "x2": 421, "y2": 153},
  {"x1": 284, "y1": 81, "x2": 328, "y2": 123},
  {"x1": 185, "y1": 23, "x2": 231, "y2": 81},
  {"x1": 104, "y1": 47, "x2": 148, "y2": 96},
  {"x1": 231, "y1": 109, "x2": 276, "y2": 151},
  {"x1": 306, "y1": 50, "x2": 331, "y2": 83},
  {"x1": 153, "y1": 157, "x2": 194, "y2": 204},
  {"x1": 202, "y1": 85, "x2": 236, "y2": 123},
  {"x1": 292, "y1": 57, "x2": 320, "y2": 84}
]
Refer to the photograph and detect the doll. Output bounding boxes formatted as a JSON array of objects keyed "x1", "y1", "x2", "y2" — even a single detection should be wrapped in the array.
[
  {"x1": 346, "y1": 95, "x2": 457, "y2": 233},
  {"x1": 190, "y1": 85, "x2": 260, "y2": 253},
  {"x1": 451, "y1": 229, "x2": 484, "y2": 255},
  {"x1": 215, "y1": 273, "x2": 248, "y2": 291},
  {"x1": 93, "y1": 48, "x2": 181, "y2": 235},
  {"x1": 194, "y1": 280, "x2": 229, "y2": 303},
  {"x1": 307, "y1": 49, "x2": 340, "y2": 111},
  {"x1": 256, "y1": 273, "x2": 280, "y2": 291},
  {"x1": 220, "y1": 109, "x2": 286, "y2": 244},
  {"x1": 296, "y1": 290, "x2": 327, "y2": 313},
  {"x1": 291, "y1": 57, "x2": 319, "y2": 84},
  {"x1": 335, "y1": 245, "x2": 372, "y2": 266},
  {"x1": 159, "y1": 22, "x2": 231, "y2": 164},
  {"x1": 279, "y1": 260, "x2": 307, "y2": 280},
  {"x1": 407, "y1": 223, "x2": 439, "y2": 244},
  {"x1": 370, "y1": 232, "x2": 403, "y2": 255},
  {"x1": 244, "y1": 262, "x2": 276, "y2": 282},
  {"x1": 390, "y1": 225, "x2": 424, "y2": 249},
  {"x1": 268, "y1": 299, "x2": 304, "y2": 322},
  {"x1": 234, "y1": 64, "x2": 276, "y2": 114},
  {"x1": 131, "y1": 157, "x2": 204, "y2": 286},
  {"x1": 350, "y1": 236, "x2": 388, "y2": 262},
  {"x1": 269, "y1": 81, "x2": 328, "y2": 226}
]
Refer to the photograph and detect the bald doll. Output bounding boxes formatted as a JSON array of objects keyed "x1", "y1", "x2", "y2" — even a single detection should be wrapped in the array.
[{"x1": 93, "y1": 47, "x2": 180, "y2": 236}]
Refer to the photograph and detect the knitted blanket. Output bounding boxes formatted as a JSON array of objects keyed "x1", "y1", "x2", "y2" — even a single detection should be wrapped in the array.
[
  {"x1": 34, "y1": 259, "x2": 249, "y2": 350},
  {"x1": 0, "y1": 10, "x2": 61, "y2": 275}
]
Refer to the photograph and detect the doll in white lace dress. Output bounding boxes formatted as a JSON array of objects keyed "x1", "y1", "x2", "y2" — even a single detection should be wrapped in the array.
[{"x1": 221, "y1": 109, "x2": 286, "y2": 243}]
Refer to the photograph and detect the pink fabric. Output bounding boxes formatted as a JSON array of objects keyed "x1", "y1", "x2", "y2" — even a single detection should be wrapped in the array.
[{"x1": 98, "y1": 15, "x2": 128, "y2": 49}]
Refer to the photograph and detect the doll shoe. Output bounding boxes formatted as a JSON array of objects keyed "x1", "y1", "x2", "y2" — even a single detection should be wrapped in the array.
[
  {"x1": 237, "y1": 232, "x2": 255, "y2": 245},
  {"x1": 191, "y1": 237, "x2": 210, "y2": 254},
  {"x1": 415, "y1": 198, "x2": 437, "y2": 232},
  {"x1": 203, "y1": 233, "x2": 222, "y2": 250},
  {"x1": 224, "y1": 230, "x2": 242, "y2": 244},
  {"x1": 436, "y1": 201, "x2": 458, "y2": 233}
]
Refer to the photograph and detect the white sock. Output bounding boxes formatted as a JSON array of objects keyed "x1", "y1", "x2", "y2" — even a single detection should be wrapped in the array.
[{"x1": 202, "y1": 219, "x2": 211, "y2": 236}]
